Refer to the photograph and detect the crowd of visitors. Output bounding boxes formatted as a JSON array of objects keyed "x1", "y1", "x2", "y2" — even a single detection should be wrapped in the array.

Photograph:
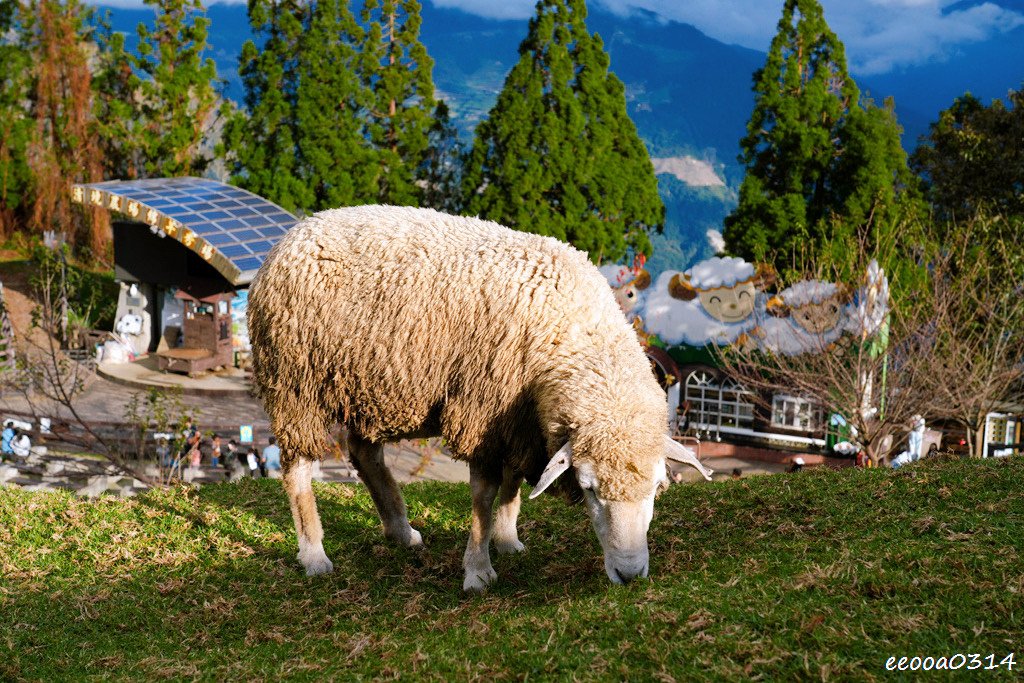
[{"x1": 158, "y1": 422, "x2": 283, "y2": 480}]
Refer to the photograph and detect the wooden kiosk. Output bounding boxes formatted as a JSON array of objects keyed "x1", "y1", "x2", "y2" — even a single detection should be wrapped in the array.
[{"x1": 156, "y1": 290, "x2": 234, "y2": 377}]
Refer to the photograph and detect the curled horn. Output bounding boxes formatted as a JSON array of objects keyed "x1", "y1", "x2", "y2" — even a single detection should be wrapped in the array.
[
  {"x1": 529, "y1": 441, "x2": 573, "y2": 499},
  {"x1": 668, "y1": 273, "x2": 697, "y2": 301},
  {"x1": 663, "y1": 436, "x2": 713, "y2": 481},
  {"x1": 631, "y1": 269, "x2": 651, "y2": 291},
  {"x1": 766, "y1": 295, "x2": 790, "y2": 318}
]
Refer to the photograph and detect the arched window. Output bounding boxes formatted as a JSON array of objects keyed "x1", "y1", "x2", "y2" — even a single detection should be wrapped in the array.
[{"x1": 684, "y1": 370, "x2": 755, "y2": 432}]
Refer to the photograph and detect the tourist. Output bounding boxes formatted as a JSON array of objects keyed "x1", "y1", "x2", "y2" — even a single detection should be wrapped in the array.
[
  {"x1": 210, "y1": 434, "x2": 222, "y2": 468},
  {"x1": 246, "y1": 447, "x2": 260, "y2": 478},
  {"x1": 1, "y1": 421, "x2": 14, "y2": 459},
  {"x1": 787, "y1": 457, "x2": 805, "y2": 473},
  {"x1": 11, "y1": 430, "x2": 31, "y2": 459},
  {"x1": 188, "y1": 435, "x2": 202, "y2": 469},
  {"x1": 155, "y1": 437, "x2": 171, "y2": 468},
  {"x1": 263, "y1": 437, "x2": 281, "y2": 473},
  {"x1": 731, "y1": 468, "x2": 742, "y2": 480}
]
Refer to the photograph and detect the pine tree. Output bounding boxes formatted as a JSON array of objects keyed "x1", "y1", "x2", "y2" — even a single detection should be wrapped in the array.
[
  {"x1": 22, "y1": 0, "x2": 108, "y2": 255},
  {"x1": 221, "y1": 0, "x2": 309, "y2": 212},
  {"x1": 724, "y1": 0, "x2": 910, "y2": 269},
  {"x1": 462, "y1": 0, "x2": 663, "y2": 261},
  {"x1": 359, "y1": 0, "x2": 436, "y2": 205},
  {"x1": 295, "y1": 0, "x2": 376, "y2": 210},
  {"x1": 419, "y1": 100, "x2": 464, "y2": 213},
  {"x1": 134, "y1": 0, "x2": 219, "y2": 178},
  {"x1": 0, "y1": 0, "x2": 33, "y2": 237},
  {"x1": 93, "y1": 13, "x2": 142, "y2": 180}
]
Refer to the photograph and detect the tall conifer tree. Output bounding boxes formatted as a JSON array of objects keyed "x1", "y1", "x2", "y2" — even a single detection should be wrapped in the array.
[
  {"x1": 724, "y1": 0, "x2": 909, "y2": 269},
  {"x1": 359, "y1": 0, "x2": 436, "y2": 205},
  {"x1": 93, "y1": 15, "x2": 142, "y2": 180},
  {"x1": 295, "y1": 0, "x2": 376, "y2": 210},
  {"x1": 134, "y1": 0, "x2": 219, "y2": 178},
  {"x1": 222, "y1": 0, "x2": 309, "y2": 211},
  {"x1": 22, "y1": 0, "x2": 108, "y2": 253},
  {"x1": 462, "y1": 0, "x2": 663, "y2": 261},
  {"x1": 0, "y1": 0, "x2": 33, "y2": 237}
]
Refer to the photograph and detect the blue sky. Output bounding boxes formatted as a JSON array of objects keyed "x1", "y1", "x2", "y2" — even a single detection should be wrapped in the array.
[{"x1": 90, "y1": 0, "x2": 1024, "y2": 76}]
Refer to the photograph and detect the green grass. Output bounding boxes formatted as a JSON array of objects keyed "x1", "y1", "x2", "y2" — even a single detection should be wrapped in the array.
[{"x1": 2, "y1": 457, "x2": 1022, "y2": 681}]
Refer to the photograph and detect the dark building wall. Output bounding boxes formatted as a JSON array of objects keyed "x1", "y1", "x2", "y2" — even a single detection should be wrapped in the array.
[{"x1": 113, "y1": 221, "x2": 233, "y2": 297}]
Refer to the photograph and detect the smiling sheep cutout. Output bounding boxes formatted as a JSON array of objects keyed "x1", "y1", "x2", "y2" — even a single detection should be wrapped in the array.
[
  {"x1": 757, "y1": 263, "x2": 889, "y2": 355},
  {"x1": 642, "y1": 257, "x2": 774, "y2": 348},
  {"x1": 758, "y1": 280, "x2": 853, "y2": 355}
]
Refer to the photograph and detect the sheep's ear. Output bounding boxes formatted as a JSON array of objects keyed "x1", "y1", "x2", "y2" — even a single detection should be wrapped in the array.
[
  {"x1": 755, "y1": 263, "x2": 777, "y2": 289},
  {"x1": 529, "y1": 441, "x2": 573, "y2": 499},
  {"x1": 668, "y1": 273, "x2": 697, "y2": 301},
  {"x1": 632, "y1": 269, "x2": 651, "y2": 291},
  {"x1": 663, "y1": 436, "x2": 713, "y2": 481}
]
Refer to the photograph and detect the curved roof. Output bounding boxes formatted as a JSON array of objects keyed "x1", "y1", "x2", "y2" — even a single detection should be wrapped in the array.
[{"x1": 71, "y1": 177, "x2": 298, "y2": 286}]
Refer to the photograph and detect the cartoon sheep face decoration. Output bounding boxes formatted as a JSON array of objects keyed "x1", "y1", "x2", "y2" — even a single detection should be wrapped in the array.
[
  {"x1": 759, "y1": 280, "x2": 853, "y2": 355},
  {"x1": 643, "y1": 257, "x2": 774, "y2": 347},
  {"x1": 767, "y1": 281, "x2": 852, "y2": 335}
]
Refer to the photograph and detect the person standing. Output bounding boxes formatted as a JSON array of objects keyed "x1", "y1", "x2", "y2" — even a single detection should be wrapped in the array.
[
  {"x1": 246, "y1": 447, "x2": 260, "y2": 478},
  {"x1": 263, "y1": 437, "x2": 281, "y2": 474},
  {"x1": 210, "y1": 435, "x2": 222, "y2": 468},
  {"x1": 1, "y1": 421, "x2": 14, "y2": 460}
]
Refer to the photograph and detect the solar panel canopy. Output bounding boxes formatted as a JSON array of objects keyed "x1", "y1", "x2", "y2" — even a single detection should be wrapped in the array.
[{"x1": 72, "y1": 177, "x2": 299, "y2": 286}]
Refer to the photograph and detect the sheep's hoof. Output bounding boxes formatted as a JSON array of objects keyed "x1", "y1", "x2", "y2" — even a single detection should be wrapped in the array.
[
  {"x1": 386, "y1": 525, "x2": 424, "y2": 548},
  {"x1": 299, "y1": 552, "x2": 334, "y2": 577},
  {"x1": 462, "y1": 566, "x2": 498, "y2": 593},
  {"x1": 494, "y1": 537, "x2": 525, "y2": 554}
]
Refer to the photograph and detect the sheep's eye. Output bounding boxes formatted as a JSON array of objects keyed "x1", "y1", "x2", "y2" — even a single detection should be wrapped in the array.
[
  {"x1": 738, "y1": 290, "x2": 751, "y2": 299},
  {"x1": 830, "y1": 304, "x2": 838, "y2": 313},
  {"x1": 626, "y1": 291, "x2": 635, "y2": 299},
  {"x1": 710, "y1": 296, "x2": 721, "y2": 305}
]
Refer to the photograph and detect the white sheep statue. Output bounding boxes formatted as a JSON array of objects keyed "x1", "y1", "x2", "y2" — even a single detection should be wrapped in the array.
[{"x1": 248, "y1": 205, "x2": 712, "y2": 592}]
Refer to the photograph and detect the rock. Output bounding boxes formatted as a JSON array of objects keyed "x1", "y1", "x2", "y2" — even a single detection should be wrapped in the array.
[{"x1": 44, "y1": 461, "x2": 65, "y2": 476}]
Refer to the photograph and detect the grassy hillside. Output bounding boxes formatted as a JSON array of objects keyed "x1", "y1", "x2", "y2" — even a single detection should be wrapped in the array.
[{"x1": 2, "y1": 457, "x2": 1021, "y2": 680}]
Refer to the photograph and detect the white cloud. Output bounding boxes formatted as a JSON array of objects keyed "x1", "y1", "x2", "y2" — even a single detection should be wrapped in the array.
[{"x1": 430, "y1": 0, "x2": 1024, "y2": 75}]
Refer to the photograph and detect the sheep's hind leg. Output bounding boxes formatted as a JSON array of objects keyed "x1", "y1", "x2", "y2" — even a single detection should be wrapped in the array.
[
  {"x1": 464, "y1": 462, "x2": 500, "y2": 593},
  {"x1": 347, "y1": 433, "x2": 423, "y2": 547},
  {"x1": 283, "y1": 457, "x2": 333, "y2": 576},
  {"x1": 493, "y1": 468, "x2": 525, "y2": 554}
]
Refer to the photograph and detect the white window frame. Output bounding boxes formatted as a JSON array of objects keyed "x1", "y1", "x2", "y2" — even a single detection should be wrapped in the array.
[
  {"x1": 684, "y1": 371, "x2": 755, "y2": 432},
  {"x1": 770, "y1": 394, "x2": 825, "y2": 433}
]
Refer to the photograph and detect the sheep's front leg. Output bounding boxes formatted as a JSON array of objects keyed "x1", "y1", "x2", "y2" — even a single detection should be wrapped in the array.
[
  {"x1": 283, "y1": 457, "x2": 333, "y2": 576},
  {"x1": 347, "y1": 432, "x2": 422, "y2": 547},
  {"x1": 493, "y1": 469, "x2": 525, "y2": 554},
  {"x1": 463, "y1": 463, "x2": 500, "y2": 593}
]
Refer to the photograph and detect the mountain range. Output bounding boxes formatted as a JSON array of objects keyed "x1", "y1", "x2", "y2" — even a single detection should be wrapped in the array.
[{"x1": 97, "y1": 0, "x2": 1024, "y2": 275}]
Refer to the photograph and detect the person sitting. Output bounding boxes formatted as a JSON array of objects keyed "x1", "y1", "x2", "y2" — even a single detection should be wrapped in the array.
[{"x1": 11, "y1": 430, "x2": 31, "y2": 459}]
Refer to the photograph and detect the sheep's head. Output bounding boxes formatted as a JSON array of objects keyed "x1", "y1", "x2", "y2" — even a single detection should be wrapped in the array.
[
  {"x1": 530, "y1": 408, "x2": 712, "y2": 585},
  {"x1": 668, "y1": 261, "x2": 773, "y2": 324},
  {"x1": 601, "y1": 265, "x2": 652, "y2": 316},
  {"x1": 611, "y1": 269, "x2": 651, "y2": 315},
  {"x1": 767, "y1": 281, "x2": 852, "y2": 335}
]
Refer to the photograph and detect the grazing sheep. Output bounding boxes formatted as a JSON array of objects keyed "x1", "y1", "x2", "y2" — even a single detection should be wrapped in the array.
[{"x1": 248, "y1": 205, "x2": 711, "y2": 592}]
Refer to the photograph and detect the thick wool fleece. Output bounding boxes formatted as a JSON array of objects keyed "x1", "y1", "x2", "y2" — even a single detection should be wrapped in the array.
[{"x1": 248, "y1": 205, "x2": 668, "y2": 502}]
